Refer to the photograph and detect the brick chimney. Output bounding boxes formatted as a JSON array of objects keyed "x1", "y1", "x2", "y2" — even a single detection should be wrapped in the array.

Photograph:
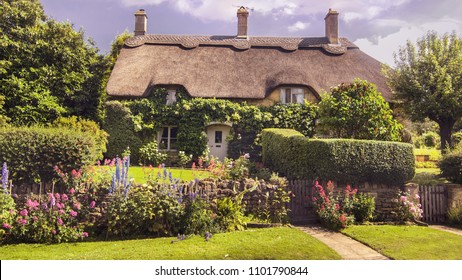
[
  {"x1": 134, "y1": 9, "x2": 147, "y2": 36},
  {"x1": 237, "y1": 6, "x2": 249, "y2": 39},
  {"x1": 324, "y1": 9, "x2": 339, "y2": 44}
]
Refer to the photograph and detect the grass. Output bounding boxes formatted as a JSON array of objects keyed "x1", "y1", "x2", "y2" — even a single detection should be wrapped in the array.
[
  {"x1": 342, "y1": 225, "x2": 462, "y2": 260},
  {"x1": 0, "y1": 227, "x2": 340, "y2": 260}
]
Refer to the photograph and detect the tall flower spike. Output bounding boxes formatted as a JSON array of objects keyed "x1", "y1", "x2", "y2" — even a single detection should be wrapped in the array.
[{"x1": 1, "y1": 162, "x2": 8, "y2": 191}]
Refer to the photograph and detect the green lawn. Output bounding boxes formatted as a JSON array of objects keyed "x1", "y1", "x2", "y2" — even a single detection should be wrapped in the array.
[
  {"x1": 342, "y1": 225, "x2": 462, "y2": 260},
  {"x1": 0, "y1": 227, "x2": 341, "y2": 260}
]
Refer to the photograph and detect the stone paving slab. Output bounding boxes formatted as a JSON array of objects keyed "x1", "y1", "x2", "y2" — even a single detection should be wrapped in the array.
[{"x1": 295, "y1": 225, "x2": 389, "y2": 260}]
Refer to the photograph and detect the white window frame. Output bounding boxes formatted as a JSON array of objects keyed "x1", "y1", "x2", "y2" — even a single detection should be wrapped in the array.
[
  {"x1": 158, "y1": 126, "x2": 178, "y2": 151},
  {"x1": 280, "y1": 87, "x2": 305, "y2": 104}
]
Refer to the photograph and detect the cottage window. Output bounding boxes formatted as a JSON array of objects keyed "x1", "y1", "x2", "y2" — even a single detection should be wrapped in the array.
[
  {"x1": 166, "y1": 90, "x2": 177, "y2": 105},
  {"x1": 158, "y1": 126, "x2": 178, "y2": 150},
  {"x1": 280, "y1": 87, "x2": 305, "y2": 104}
]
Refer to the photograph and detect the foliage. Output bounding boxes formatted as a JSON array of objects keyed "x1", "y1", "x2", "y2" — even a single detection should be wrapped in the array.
[
  {"x1": 385, "y1": 31, "x2": 462, "y2": 150},
  {"x1": 452, "y1": 131, "x2": 462, "y2": 146},
  {"x1": 251, "y1": 178, "x2": 291, "y2": 224},
  {"x1": 318, "y1": 79, "x2": 402, "y2": 141},
  {"x1": 0, "y1": 191, "x2": 16, "y2": 240},
  {"x1": 216, "y1": 197, "x2": 248, "y2": 232},
  {"x1": 0, "y1": 126, "x2": 98, "y2": 185},
  {"x1": 4, "y1": 190, "x2": 94, "y2": 244},
  {"x1": 421, "y1": 131, "x2": 440, "y2": 148},
  {"x1": 438, "y1": 148, "x2": 462, "y2": 184},
  {"x1": 227, "y1": 154, "x2": 250, "y2": 180},
  {"x1": 139, "y1": 141, "x2": 168, "y2": 166},
  {"x1": 311, "y1": 181, "x2": 355, "y2": 230},
  {"x1": 0, "y1": 0, "x2": 107, "y2": 125},
  {"x1": 343, "y1": 192, "x2": 376, "y2": 223},
  {"x1": 447, "y1": 203, "x2": 462, "y2": 225},
  {"x1": 390, "y1": 190, "x2": 423, "y2": 223},
  {"x1": 177, "y1": 151, "x2": 192, "y2": 168},
  {"x1": 262, "y1": 128, "x2": 415, "y2": 185},
  {"x1": 0, "y1": 95, "x2": 10, "y2": 126},
  {"x1": 181, "y1": 197, "x2": 218, "y2": 235},
  {"x1": 104, "y1": 101, "x2": 143, "y2": 163},
  {"x1": 53, "y1": 116, "x2": 108, "y2": 162}
]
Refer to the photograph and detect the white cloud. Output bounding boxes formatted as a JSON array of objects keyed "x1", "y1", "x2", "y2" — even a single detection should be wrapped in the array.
[{"x1": 288, "y1": 21, "x2": 310, "y2": 32}]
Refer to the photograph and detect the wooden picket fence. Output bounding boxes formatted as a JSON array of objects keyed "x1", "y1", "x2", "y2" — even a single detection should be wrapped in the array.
[{"x1": 419, "y1": 185, "x2": 448, "y2": 223}]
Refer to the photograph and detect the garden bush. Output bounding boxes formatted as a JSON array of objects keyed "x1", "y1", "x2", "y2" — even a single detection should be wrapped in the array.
[
  {"x1": 439, "y1": 148, "x2": 462, "y2": 184},
  {"x1": 181, "y1": 196, "x2": 218, "y2": 235},
  {"x1": 390, "y1": 190, "x2": 423, "y2": 223},
  {"x1": 138, "y1": 141, "x2": 168, "y2": 166},
  {"x1": 262, "y1": 128, "x2": 415, "y2": 185},
  {"x1": 343, "y1": 192, "x2": 375, "y2": 223},
  {"x1": 448, "y1": 203, "x2": 462, "y2": 225},
  {"x1": 0, "y1": 126, "x2": 98, "y2": 185}
]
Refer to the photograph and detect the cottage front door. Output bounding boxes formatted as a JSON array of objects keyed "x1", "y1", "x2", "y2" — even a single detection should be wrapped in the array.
[{"x1": 205, "y1": 124, "x2": 231, "y2": 161}]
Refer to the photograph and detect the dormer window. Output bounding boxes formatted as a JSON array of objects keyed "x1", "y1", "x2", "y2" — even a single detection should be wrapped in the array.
[
  {"x1": 280, "y1": 87, "x2": 305, "y2": 104},
  {"x1": 166, "y1": 90, "x2": 177, "y2": 105}
]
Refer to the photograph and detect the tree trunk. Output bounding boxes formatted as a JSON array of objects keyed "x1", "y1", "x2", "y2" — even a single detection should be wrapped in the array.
[{"x1": 438, "y1": 119, "x2": 456, "y2": 152}]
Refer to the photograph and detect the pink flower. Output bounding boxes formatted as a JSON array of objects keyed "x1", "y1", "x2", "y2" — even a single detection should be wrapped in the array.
[
  {"x1": 61, "y1": 194, "x2": 69, "y2": 201},
  {"x1": 57, "y1": 218, "x2": 63, "y2": 225},
  {"x1": 9, "y1": 210, "x2": 15, "y2": 214},
  {"x1": 73, "y1": 202, "x2": 81, "y2": 210},
  {"x1": 56, "y1": 203, "x2": 64, "y2": 209},
  {"x1": 89, "y1": 201, "x2": 96, "y2": 209},
  {"x1": 69, "y1": 188, "x2": 75, "y2": 195},
  {"x1": 19, "y1": 219, "x2": 27, "y2": 225},
  {"x1": 2, "y1": 223, "x2": 12, "y2": 229},
  {"x1": 400, "y1": 196, "x2": 407, "y2": 202},
  {"x1": 82, "y1": 232, "x2": 89, "y2": 238},
  {"x1": 20, "y1": 209, "x2": 28, "y2": 217},
  {"x1": 52, "y1": 230, "x2": 57, "y2": 235},
  {"x1": 55, "y1": 193, "x2": 61, "y2": 201},
  {"x1": 410, "y1": 208, "x2": 416, "y2": 213},
  {"x1": 26, "y1": 199, "x2": 39, "y2": 210},
  {"x1": 58, "y1": 210, "x2": 65, "y2": 215},
  {"x1": 33, "y1": 216, "x2": 38, "y2": 222},
  {"x1": 69, "y1": 210, "x2": 77, "y2": 217}
]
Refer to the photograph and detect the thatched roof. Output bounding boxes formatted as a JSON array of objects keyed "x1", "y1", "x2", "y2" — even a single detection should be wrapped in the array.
[{"x1": 107, "y1": 34, "x2": 392, "y2": 101}]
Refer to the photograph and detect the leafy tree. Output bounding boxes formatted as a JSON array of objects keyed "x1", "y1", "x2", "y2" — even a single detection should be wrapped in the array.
[
  {"x1": 385, "y1": 31, "x2": 462, "y2": 150},
  {"x1": 318, "y1": 79, "x2": 403, "y2": 141},
  {"x1": 0, "y1": 95, "x2": 9, "y2": 126},
  {"x1": 0, "y1": 0, "x2": 107, "y2": 125}
]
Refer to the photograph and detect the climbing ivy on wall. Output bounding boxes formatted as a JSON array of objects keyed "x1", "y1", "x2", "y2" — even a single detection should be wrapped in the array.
[{"x1": 105, "y1": 88, "x2": 318, "y2": 163}]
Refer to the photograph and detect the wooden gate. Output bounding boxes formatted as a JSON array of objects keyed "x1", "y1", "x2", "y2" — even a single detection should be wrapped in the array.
[
  {"x1": 288, "y1": 180, "x2": 317, "y2": 224},
  {"x1": 419, "y1": 185, "x2": 448, "y2": 223}
]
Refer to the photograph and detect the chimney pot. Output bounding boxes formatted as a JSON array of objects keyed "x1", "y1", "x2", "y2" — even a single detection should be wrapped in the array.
[
  {"x1": 237, "y1": 6, "x2": 249, "y2": 39},
  {"x1": 325, "y1": 9, "x2": 339, "y2": 44},
  {"x1": 134, "y1": 9, "x2": 148, "y2": 36}
]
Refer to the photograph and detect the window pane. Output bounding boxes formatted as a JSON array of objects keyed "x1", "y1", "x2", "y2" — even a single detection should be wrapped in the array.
[
  {"x1": 294, "y1": 93, "x2": 304, "y2": 104},
  {"x1": 215, "y1": 131, "x2": 223, "y2": 143},
  {"x1": 285, "y1": 88, "x2": 291, "y2": 104},
  {"x1": 170, "y1": 127, "x2": 178, "y2": 138}
]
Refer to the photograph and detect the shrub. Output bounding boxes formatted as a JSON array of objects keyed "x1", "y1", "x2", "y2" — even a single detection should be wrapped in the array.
[
  {"x1": 448, "y1": 203, "x2": 462, "y2": 225},
  {"x1": 181, "y1": 197, "x2": 218, "y2": 235},
  {"x1": 421, "y1": 131, "x2": 440, "y2": 148},
  {"x1": 390, "y1": 190, "x2": 423, "y2": 223},
  {"x1": 216, "y1": 197, "x2": 248, "y2": 231},
  {"x1": 343, "y1": 192, "x2": 375, "y2": 223},
  {"x1": 262, "y1": 128, "x2": 415, "y2": 185},
  {"x1": 104, "y1": 101, "x2": 143, "y2": 163},
  {"x1": 0, "y1": 191, "x2": 16, "y2": 240},
  {"x1": 452, "y1": 131, "x2": 462, "y2": 146},
  {"x1": 0, "y1": 126, "x2": 98, "y2": 185},
  {"x1": 318, "y1": 79, "x2": 402, "y2": 141},
  {"x1": 439, "y1": 149, "x2": 462, "y2": 184},
  {"x1": 53, "y1": 116, "x2": 108, "y2": 162},
  {"x1": 139, "y1": 141, "x2": 168, "y2": 166},
  {"x1": 311, "y1": 181, "x2": 354, "y2": 230}
]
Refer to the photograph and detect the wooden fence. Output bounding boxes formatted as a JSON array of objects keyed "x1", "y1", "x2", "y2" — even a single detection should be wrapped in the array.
[
  {"x1": 287, "y1": 180, "x2": 317, "y2": 224},
  {"x1": 419, "y1": 185, "x2": 448, "y2": 223}
]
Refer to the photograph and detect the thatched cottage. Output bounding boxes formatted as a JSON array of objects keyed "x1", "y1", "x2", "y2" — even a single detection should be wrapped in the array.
[{"x1": 107, "y1": 7, "x2": 391, "y2": 160}]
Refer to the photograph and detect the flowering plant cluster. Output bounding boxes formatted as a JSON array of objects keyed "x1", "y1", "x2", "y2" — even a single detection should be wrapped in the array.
[
  {"x1": 1, "y1": 189, "x2": 96, "y2": 243},
  {"x1": 311, "y1": 181, "x2": 359, "y2": 230},
  {"x1": 391, "y1": 190, "x2": 423, "y2": 223}
]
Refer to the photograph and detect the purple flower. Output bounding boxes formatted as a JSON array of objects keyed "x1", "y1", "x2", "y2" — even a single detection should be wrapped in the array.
[
  {"x1": 20, "y1": 209, "x2": 28, "y2": 217},
  {"x1": 19, "y1": 219, "x2": 27, "y2": 225},
  {"x1": 61, "y1": 194, "x2": 69, "y2": 201},
  {"x1": 2, "y1": 223, "x2": 11, "y2": 229},
  {"x1": 54, "y1": 193, "x2": 61, "y2": 200},
  {"x1": 56, "y1": 203, "x2": 64, "y2": 209},
  {"x1": 82, "y1": 232, "x2": 89, "y2": 238},
  {"x1": 41, "y1": 203, "x2": 48, "y2": 210},
  {"x1": 69, "y1": 210, "x2": 77, "y2": 217},
  {"x1": 58, "y1": 209, "x2": 65, "y2": 215},
  {"x1": 57, "y1": 218, "x2": 63, "y2": 225},
  {"x1": 89, "y1": 201, "x2": 96, "y2": 209}
]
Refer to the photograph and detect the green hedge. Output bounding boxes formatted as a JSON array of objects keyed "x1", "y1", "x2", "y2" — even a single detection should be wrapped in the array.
[
  {"x1": 439, "y1": 150, "x2": 462, "y2": 184},
  {"x1": 262, "y1": 128, "x2": 415, "y2": 185},
  {"x1": 0, "y1": 126, "x2": 98, "y2": 184}
]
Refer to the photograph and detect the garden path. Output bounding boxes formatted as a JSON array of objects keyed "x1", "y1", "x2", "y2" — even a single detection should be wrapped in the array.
[
  {"x1": 295, "y1": 225, "x2": 389, "y2": 260},
  {"x1": 429, "y1": 225, "x2": 462, "y2": 236}
]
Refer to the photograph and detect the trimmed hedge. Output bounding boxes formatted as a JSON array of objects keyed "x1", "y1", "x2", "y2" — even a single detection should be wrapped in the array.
[
  {"x1": 262, "y1": 128, "x2": 415, "y2": 185},
  {"x1": 0, "y1": 126, "x2": 98, "y2": 185}
]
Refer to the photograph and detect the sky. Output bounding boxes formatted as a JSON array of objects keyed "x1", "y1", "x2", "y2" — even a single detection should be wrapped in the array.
[{"x1": 40, "y1": 0, "x2": 462, "y2": 66}]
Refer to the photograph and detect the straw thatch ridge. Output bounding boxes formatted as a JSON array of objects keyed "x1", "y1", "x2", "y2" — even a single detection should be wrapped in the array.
[{"x1": 107, "y1": 34, "x2": 392, "y2": 101}]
